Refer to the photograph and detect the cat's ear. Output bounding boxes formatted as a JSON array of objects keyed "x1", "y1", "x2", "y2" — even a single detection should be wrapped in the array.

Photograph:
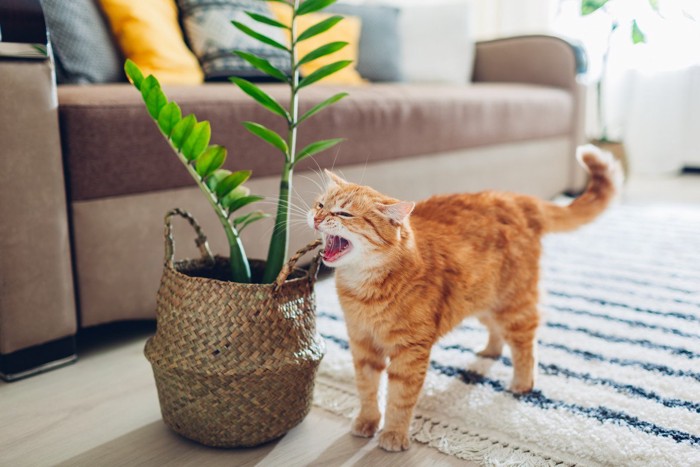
[
  {"x1": 378, "y1": 201, "x2": 415, "y2": 225},
  {"x1": 324, "y1": 169, "x2": 348, "y2": 187}
]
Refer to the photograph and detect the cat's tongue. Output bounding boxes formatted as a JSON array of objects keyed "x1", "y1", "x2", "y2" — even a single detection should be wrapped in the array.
[{"x1": 323, "y1": 235, "x2": 350, "y2": 262}]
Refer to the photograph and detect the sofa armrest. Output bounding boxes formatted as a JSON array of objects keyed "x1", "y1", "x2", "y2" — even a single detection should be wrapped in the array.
[
  {"x1": 0, "y1": 0, "x2": 78, "y2": 380},
  {"x1": 473, "y1": 35, "x2": 589, "y2": 193},
  {"x1": 473, "y1": 35, "x2": 587, "y2": 91}
]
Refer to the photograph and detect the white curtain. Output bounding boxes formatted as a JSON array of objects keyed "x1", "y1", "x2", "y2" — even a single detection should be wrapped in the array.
[{"x1": 468, "y1": 0, "x2": 558, "y2": 40}]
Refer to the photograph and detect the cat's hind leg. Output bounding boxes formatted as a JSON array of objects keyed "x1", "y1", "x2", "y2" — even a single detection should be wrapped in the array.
[
  {"x1": 476, "y1": 314, "x2": 504, "y2": 358},
  {"x1": 501, "y1": 305, "x2": 540, "y2": 394},
  {"x1": 348, "y1": 336, "x2": 386, "y2": 438}
]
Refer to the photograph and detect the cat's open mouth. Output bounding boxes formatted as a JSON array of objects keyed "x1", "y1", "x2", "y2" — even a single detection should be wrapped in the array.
[{"x1": 322, "y1": 234, "x2": 352, "y2": 263}]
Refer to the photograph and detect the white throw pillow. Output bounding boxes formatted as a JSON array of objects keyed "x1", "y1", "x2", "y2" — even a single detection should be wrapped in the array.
[{"x1": 363, "y1": 0, "x2": 474, "y2": 84}]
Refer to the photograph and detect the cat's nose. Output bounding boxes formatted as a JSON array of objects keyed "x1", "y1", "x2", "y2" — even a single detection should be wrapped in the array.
[{"x1": 314, "y1": 216, "x2": 323, "y2": 229}]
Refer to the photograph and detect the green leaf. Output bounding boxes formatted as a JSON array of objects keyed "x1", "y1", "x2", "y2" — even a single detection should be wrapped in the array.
[
  {"x1": 157, "y1": 102, "x2": 182, "y2": 137},
  {"x1": 145, "y1": 86, "x2": 168, "y2": 120},
  {"x1": 298, "y1": 60, "x2": 352, "y2": 88},
  {"x1": 298, "y1": 92, "x2": 348, "y2": 124},
  {"x1": 170, "y1": 114, "x2": 197, "y2": 151},
  {"x1": 296, "y1": 0, "x2": 337, "y2": 16},
  {"x1": 124, "y1": 59, "x2": 144, "y2": 89},
  {"x1": 294, "y1": 138, "x2": 344, "y2": 165},
  {"x1": 181, "y1": 121, "x2": 211, "y2": 161},
  {"x1": 297, "y1": 15, "x2": 344, "y2": 42},
  {"x1": 233, "y1": 51, "x2": 288, "y2": 82},
  {"x1": 245, "y1": 11, "x2": 288, "y2": 29},
  {"x1": 581, "y1": 0, "x2": 608, "y2": 15},
  {"x1": 648, "y1": 0, "x2": 660, "y2": 12},
  {"x1": 230, "y1": 77, "x2": 290, "y2": 119},
  {"x1": 242, "y1": 122, "x2": 289, "y2": 154},
  {"x1": 195, "y1": 145, "x2": 227, "y2": 178},
  {"x1": 216, "y1": 170, "x2": 252, "y2": 198},
  {"x1": 298, "y1": 41, "x2": 348, "y2": 66},
  {"x1": 227, "y1": 195, "x2": 265, "y2": 214},
  {"x1": 231, "y1": 21, "x2": 289, "y2": 51},
  {"x1": 205, "y1": 169, "x2": 232, "y2": 192},
  {"x1": 233, "y1": 210, "x2": 270, "y2": 232},
  {"x1": 221, "y1": 185, "x2": 250, "y2": 211},
  {"x1": 631, "y1": 19, "x2": 647, "y2": 44},
  {"x1": 140, "y1": 76, "x2": 159, "y2": 109}
]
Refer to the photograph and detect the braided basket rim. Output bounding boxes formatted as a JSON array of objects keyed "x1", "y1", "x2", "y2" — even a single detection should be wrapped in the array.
[{"x1": 169, "y1": 255, "x2": 315, "y2": 289}]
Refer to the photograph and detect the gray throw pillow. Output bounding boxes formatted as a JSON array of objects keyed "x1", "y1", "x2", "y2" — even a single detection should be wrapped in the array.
[
  {"x1": 40, "y1": 0, "x2": 124, "y2": 84},
  {"x1": 326, "y1": 3, "x2": 403, "y2": 82},
  {"x1": 178, "y1": 0, "x2": 291, "y2": 81}
]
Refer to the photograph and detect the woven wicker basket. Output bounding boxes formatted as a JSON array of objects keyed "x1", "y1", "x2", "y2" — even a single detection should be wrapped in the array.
[{"x1": 145, "y1": 209, "x2": 325, "y2": 447}]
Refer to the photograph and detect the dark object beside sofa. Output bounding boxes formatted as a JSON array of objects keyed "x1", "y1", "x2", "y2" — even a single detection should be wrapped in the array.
[{"x1": 0, "y1": 0, "x2": 588, "y2": 380}]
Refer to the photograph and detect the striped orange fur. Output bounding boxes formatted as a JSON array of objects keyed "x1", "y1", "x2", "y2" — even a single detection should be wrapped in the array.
[{"x1": 308, "y1": 145, "x2": 622, "y2": 452}]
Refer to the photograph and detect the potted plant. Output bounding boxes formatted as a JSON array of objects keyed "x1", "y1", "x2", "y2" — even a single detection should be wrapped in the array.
[
  {"x1": 580, "y1": 0, "x2": 657, "y2": 174},
  {"x1": 125, "y1": 0, "x2": 351, "y2": 447}
]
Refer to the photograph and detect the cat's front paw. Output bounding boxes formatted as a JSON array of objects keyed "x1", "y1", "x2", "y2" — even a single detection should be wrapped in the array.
[
  {"x1": 477, "y1": 348, "x2": 502, "y2": 359},
  {"x1": 351, "y1": 416, "x2": 380, "y2": 438},
  {"x1": 378, "y1": 430, "x2": 410, "y2": 452},
  {"x1": 509, "y1": 378, "x2": 534, "y2": 394}
]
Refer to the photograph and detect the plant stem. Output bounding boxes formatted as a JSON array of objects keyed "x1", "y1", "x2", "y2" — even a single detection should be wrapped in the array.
[
  {"x1": 262, "y1": 0, "x2": 300, "y2": 284},
  {"x1": 171, "y1": 143, "x2": 251, "y2": 283}
]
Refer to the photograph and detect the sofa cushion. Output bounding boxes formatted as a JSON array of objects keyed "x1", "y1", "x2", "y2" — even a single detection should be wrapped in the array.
[
  {"x1": 325, "y1": 3, "x2": 403, "y2": 82},
  {"x1": 57, "y1": 83, "x2": 573, "y2": 201},
  {"x1": 40, "y1": 0, "x2": 124, "y2": 84},
  {"x1": 99, "y1": 0, "x2": 203, "y2": 84},
  {"x1": 178, "y1": 0, "x2": 290, "y2": 81}
]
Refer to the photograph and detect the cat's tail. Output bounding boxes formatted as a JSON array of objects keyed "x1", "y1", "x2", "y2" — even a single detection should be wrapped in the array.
[{"x1": 541, "y1": 145, "x2": 623, "y2": 233}]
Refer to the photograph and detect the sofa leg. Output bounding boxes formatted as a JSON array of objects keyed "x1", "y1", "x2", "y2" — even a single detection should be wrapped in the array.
[{"x1": 0, "y1": 337, "x2": 77, "y2": 382}]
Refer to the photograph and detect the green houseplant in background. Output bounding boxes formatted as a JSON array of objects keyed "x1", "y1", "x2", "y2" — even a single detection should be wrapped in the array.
[
  {"x1": 125, "y1": 0, "x2": 349, "y2": 283},
  {"x1": 581, "y1": 0, "x2": 659, "y2": 174},
  {"x1": 133, "y1": 0, "x2": 351, "y2": 448}
]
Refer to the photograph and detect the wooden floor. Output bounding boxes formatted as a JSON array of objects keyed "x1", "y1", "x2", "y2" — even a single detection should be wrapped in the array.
[
  {"x1": 0, "y1": 320, "x2": 466, "y2": 466},
  {"x1": 2, "y1": 173, "x2": 698, "y2": 467}
]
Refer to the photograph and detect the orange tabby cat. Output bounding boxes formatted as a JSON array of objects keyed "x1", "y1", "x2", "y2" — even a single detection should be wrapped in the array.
[{"x1": 308, "y1": 146, "x2": 621, "y2": 452}]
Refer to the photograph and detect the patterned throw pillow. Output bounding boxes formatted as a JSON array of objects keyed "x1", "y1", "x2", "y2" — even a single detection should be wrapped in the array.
[
  {"x1": 40, "y1": 0, "x2": 124, "y2": 84},
  {"x1": 177, "y1": 0, "x2": 291, "y2": 81}
]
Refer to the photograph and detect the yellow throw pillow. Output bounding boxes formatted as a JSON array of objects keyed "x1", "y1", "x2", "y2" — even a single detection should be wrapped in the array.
[
  {"x1": 269, "y1": 4, "x2": 364, "y2": 85},
  {"x1": 99, "y1": 0, "x2": 203, "y2": 84}
]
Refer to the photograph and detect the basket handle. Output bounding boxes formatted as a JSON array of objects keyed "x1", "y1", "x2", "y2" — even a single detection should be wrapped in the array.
[
  {"x1": 164, "y1": 208, "x2": 214, "y2": 268},
  {"x1": 274, "y1": 238, "x2": 323, "y2": 289}
]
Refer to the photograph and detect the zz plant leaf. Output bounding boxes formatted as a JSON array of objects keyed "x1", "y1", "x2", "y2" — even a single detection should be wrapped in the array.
[
  {"x1": 196, "y1": 145, "x2": 227, "y2": 178},
  {"x1": 216, "y1": 170, "x2": 252, "y2": 198},
  {"x1": 297, "y1": 15, "x2": 344, "y2": 42},
  {"x1": 298, "y1": 60, "x2": 352, "y2": 88},
  {"x1": 171, "y1": 115, "x2": 197, "y2": 152},
  {"x1": 234, "y1": 211, "x2": 270, "y2": 232},
  {"x1": 231, "y1": 21, "x2": 289, "y2": 51},
  {"x1": 298, "y1": 42, "x2": 348, "y2": 66},
  {"x1": 242, "y1": 122, "x2": 289, "y2": 154},
  {"x1": 230, "y1": 77, "x2": 290, "y2": 119},
  {"x1": 296, "y1": 0, "x2": 337, "y2": 16},
  {"x1": 181, "y1": 121, "x2": 211, "y2": 161},
  {"x1": 245, "y1": 11, "x2": 288, "y2": 29},
  {"x1": 294, "y1": 138, "x2": 345, "y2": 166},
  {"x1": 157, "y1": 102, "x2": 182, "y2": 137},
  {"x1": 233, "y1": 51, "x2": 288, "y2": 82}
]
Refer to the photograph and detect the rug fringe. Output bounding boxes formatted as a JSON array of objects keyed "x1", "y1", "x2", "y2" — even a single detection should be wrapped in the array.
[{"x1": 314, "y1": 379, "x2": 572, "y2": 467}]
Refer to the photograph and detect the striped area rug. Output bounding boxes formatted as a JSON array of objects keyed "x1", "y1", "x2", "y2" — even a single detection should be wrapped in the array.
[{"x1": 312, "y1": 204, "x2": 700, "y2": 466}]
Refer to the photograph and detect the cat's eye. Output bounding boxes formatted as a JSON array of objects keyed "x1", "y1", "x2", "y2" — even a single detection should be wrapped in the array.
[
  {"x1": 316, "y1": 202, "x2": 324, "y2": 209},
  {"x1": 336, "y1": 211, "x2": 353, "y2": 218}
]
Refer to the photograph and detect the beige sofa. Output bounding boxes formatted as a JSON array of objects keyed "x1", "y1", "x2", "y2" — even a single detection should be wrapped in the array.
[{"x1": 0, "y1": 4, "x2": 587, "y2": 379}]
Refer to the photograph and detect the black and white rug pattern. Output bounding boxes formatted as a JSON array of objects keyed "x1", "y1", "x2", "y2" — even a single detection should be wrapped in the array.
[{"x1": 312, "y1": 204, "x2": 700, "y2": 466}]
